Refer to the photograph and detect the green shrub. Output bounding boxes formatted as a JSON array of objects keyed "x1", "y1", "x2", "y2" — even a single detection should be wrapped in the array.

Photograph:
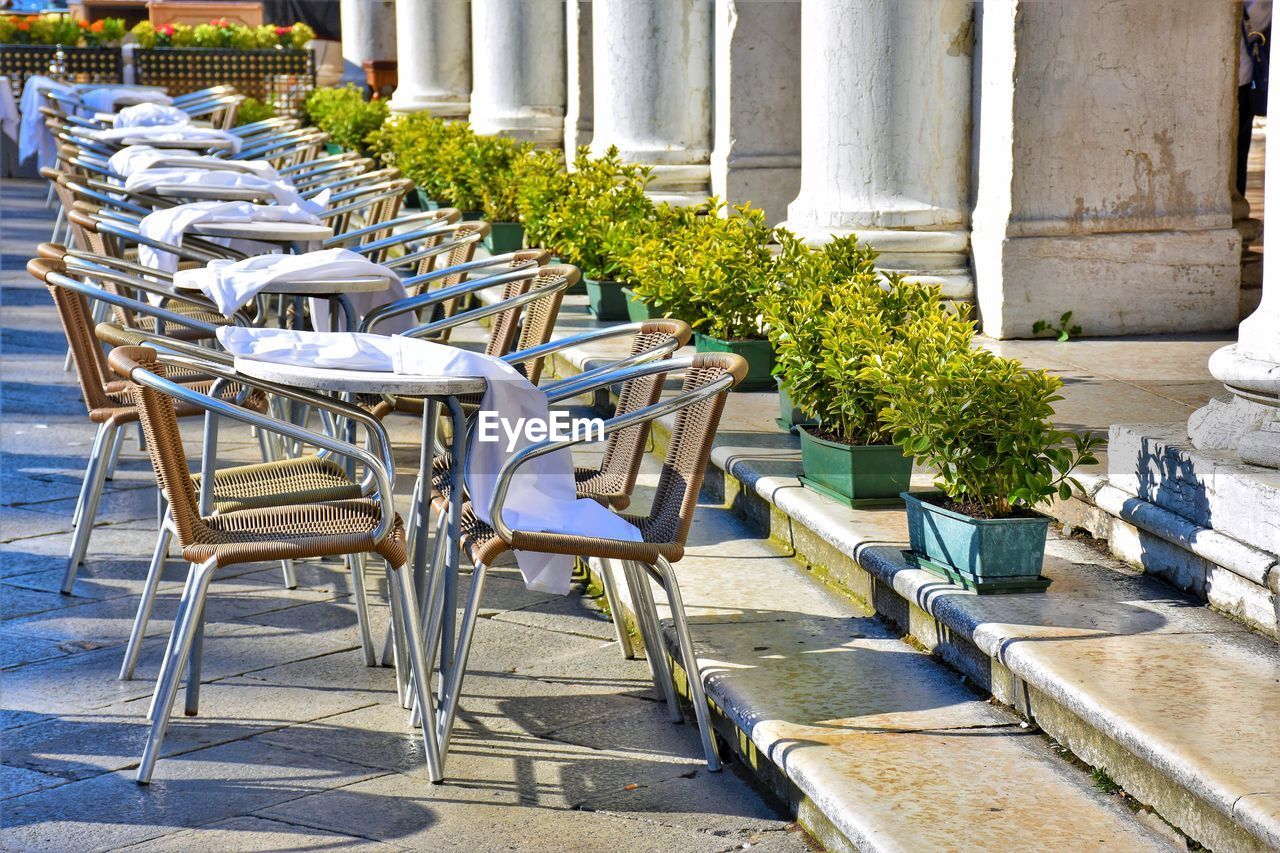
[
  {"x1": 513, "y1": 148, "x2": 569, "y2": 248},
  {"x1": 304, "y1": 85, "x2": 388, "y2": 155},
  {"x1": 369, "y1": 113, "x2": 468, "y2": 204},
  {"x1": 868, "y1": 326, "x2": 1100, "y2": 517},
  {"x1": 763, "y1": 235, "x2": 960, "y2": 445},
  {"x1": 234, "y1": 96, "x2": 276, "y2": 127},
  {"x1": 626, "y1": 200, "x2": 777, "y2": 340}
]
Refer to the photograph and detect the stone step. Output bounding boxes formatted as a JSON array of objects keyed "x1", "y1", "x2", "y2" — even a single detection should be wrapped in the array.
[
  {"x1": 533, "y1": 298, "x2": 1280, "y2": 852},
  {"x1": 609, "y1": 488, "x2": 1176, "y2": 851}
]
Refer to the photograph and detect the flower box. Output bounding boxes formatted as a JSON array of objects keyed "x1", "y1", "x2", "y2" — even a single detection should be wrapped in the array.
[{"x1": 133, "y1": 46, "x2": 314, "y2": 115}]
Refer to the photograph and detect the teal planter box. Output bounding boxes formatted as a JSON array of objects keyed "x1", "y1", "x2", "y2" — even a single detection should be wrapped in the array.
[
  {"x1": 324, "y1": 143, "x2": 344, "y2": 156},
  {"x1": 776, "y1": 380, "x2": 816, "y2": 433},
  {"x1": 623, "y1": 287, "x2": 655, "y2": 322},
  {"x1": 798, "y1": 428, "x2": 910, "y2": 505},
  {"x1": 693, "y1": 333, "x2": 774, "y2": 392},
  {"x1": 484, "y1": 222, "x2": 524, "y2": 255},
  {"x1": 415, "y1": 189, "x2": 441, "y2": 211},
  {"x1": 902, "y1": 492, "x2": 1052, "y2": 593},
  {"x1": 585, "y1": 278, "x2": 630, "y2": 321},
  {"x1": 461, "y1": 210, "x2": 484, "y2": 222}
]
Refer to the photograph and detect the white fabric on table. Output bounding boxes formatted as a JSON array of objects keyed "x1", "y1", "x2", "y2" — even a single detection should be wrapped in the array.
[
  {"x1": 123, "y1": 168, "x2": 324, "y2": 214},
  {"x1": 18, "y1": 75, "x2": 73, "y2": 168},
  {"x1": 217, "y1": 327, "x2": 642, "y2": 594},
  {"x1": 0, "y1": 77, "x2": 18, "y2": 142},
  {"x1": 108, "y1": 145, "x2": 281, "y2": 181},
  {"x1": 111, "y1": 102, "x2": 189, "y2": 129},
  {"x1": 138, "y1": 201, "x2": 321, "y2": 273},
  {"x1": 91, "y1": 124, "x2": 242, "y2": 155},
  {"x1": 81, "y1": 87, "x2": 172, "y2": 115},
  {"x1": 175, "y1": 249, "x2": 410, "y2": 333}
]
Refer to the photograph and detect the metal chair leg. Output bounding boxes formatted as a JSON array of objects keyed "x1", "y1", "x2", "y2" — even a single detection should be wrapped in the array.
[
  {"x1": 436, "y1": 560, "x2": 489, "y2": 757},
  {"x1": 63, "y1": 421, "x2": 117, "y2": 594},
  {"x1": 183, "y1": 598, "x2": 207, "y2": 716},
  {"x1": 137, "y1": 559, "x2": 217, "y2": 784},
  {"x1": 597, "y1": 558, "x2": 635, "y2": 660},
  {"x1": 103, "y1": 425, "x2": 127, "y2": 481},
  {"x1": 384, "y1": 563, "x2": 410, "y2": 707},
  {"x1": 279, "y1": 559, "x2": 297, "y2": 589},
  {"x1": 624, "y1": 560, "x2": 682, "y2": 722},
  {"x1": 347, "y1": 553, "x2": 377, "y2": 666},
  {"x1": 388, "y1": 565, "x2": 443, "y2": 783},
  {"x1": 653, "y1": 556, "x2": 720, "y2": 772},
  {"x1": 120, "y1": 521, "x2": 173, "y2": 680}
]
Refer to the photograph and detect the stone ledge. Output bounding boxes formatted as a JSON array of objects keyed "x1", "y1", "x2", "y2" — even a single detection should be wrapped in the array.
[{"x1": 532, "y1": 303, "x2": 1280, "y2": 851}]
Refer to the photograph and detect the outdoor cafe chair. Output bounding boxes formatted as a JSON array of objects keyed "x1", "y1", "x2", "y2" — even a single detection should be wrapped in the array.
[
  {"x1": 421, "y1": 353, "x2": 747, "y2": 779},
  {"x1": 106, "y1": 345, "x2": 436, "y2": 786}
]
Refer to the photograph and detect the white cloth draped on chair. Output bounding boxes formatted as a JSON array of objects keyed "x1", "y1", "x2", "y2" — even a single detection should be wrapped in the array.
[
  {"x1": 91, "y1": 124, "x2": 242, "y2": 155},
  {"x1": 217, "y1": 327, "x2": 643, "y2": 594},
  {"x1": 123, "y1": 168, "x2": 323, "y2": 213},
  {"x1": 82, "y1": 87, "x2": 172, "y2": 116},
  {"x1": 137, "y1": 201, "x2": 320, "y2": 273},
  {"x1": 110, "y1": 102, "x2": 188, "y2": 129},
  {"x1": 108, "y1": 145, "x2": 281, "y2": 182}
]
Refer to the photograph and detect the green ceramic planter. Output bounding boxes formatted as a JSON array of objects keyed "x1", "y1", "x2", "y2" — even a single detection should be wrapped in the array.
[
  {"x1": 623, "y1": 287, "x2": 655, "y2": 322},
  {"x1": 324, "y1": 142, "x2": 343, "y2": 155},
  {"x1": 414, "y1": 189, "x2": 441, "y2": 211},
  {"x1": 693, "y1": 333, "x2": 775, "y2": 392},
  {"x1": 484, "y1": 222, "x2": 525, "y2": 255},
  {"x1": 776, "y1": 380, "x2": 817, "y2": 433},
  {"x1": 584, "y1": 278, "x2": 630, "y2": 321},
  {"x1": 797, "y1": 428, "x2": 911, "y2": 505},
  {"x1": 461, "y1": 210, "x2": 484, "y2": 222},
  {"x1": 902, "y1": 491, "x2": 1052, "y2": 593}
]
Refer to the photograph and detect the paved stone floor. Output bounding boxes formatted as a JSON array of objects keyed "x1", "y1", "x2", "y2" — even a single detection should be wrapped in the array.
[{"x1": 0, "y1": 179, "x2": 817, "y2": 851}]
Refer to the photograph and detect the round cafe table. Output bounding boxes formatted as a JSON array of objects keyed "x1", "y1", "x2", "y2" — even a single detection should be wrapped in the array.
[
  {"x1": 232, "y1": 356, "x2": 487, "y2": 783},
  {"x1": 152, "y1": 184, "x2": 274, "y2": 204}
]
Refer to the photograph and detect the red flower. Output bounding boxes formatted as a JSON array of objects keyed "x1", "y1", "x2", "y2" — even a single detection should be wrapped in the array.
[
  {"x1": 275, "y1": 26, "x2": 290, "y2": 36},
  {"x1": 157, "y1": 23, "x2": 174, "y2": 36},
  {"x1": 15, "y1": 19, "x2": 30, "y2": 31},
  {"x1": 90, "y1": 19, "x2": 105, "y2": 33}
]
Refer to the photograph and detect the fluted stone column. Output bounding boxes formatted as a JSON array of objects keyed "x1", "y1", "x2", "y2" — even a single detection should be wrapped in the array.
[
  {"x1": 339, "y1": 0, "x2": 396, "y2": 88},
  {"x1": 781, "y1": 0, "x2": 974, "y2": 299},
  {"x1": 469, "y1": 0, "x2": 565, "y2": 146},
  {"x1": 972, "y1": 0, "x2": 1241, "y2": 337},
  {"x1": 591, "y1": 0, "x2": 713, "y2": 201},
  {"x1": 387, "y1": 0, "x2": 470, "y2": 117},
  {"x1": 564, "y1": 0, "x2": 593, "y2": 152},
  {"x1": 710, "y1": 0, "x2": 801, "y2": 225}
]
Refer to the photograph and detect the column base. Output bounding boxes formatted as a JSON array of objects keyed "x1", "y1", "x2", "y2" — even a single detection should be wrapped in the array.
[
  {"x1": 641, "y1": 164, "x2": 711, "y2": 206},
  {"x1": 388, "y1": 93, "x2": 470, "y2": 119},
  {"x1": 774, "y1": 226, "x2": 974, "y2": 300},
  {"x1": 973, "y1": 227, "x2": 1242, "y2": 338},
  {"x1": 470, "y1": 112, "x2": 565, "y2": 148},
  {"x1": 711, "y1": 153, "x2": 800, "y2": 226},
  {"x1": 1187, "y1": 344, "x2": 1280, "y2": 469}
]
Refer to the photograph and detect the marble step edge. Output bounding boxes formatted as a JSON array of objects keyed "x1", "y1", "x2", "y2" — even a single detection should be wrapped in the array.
[
  {"x1": 538, "y1": 340, "x2": 1277, "y2": 852},
  {"x1": 1050, "y1": 470, "x2": 1280, "y2": 639}
]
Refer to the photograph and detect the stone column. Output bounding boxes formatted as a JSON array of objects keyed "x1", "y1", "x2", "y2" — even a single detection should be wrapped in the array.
[
  {"x1": 780, "y1": 0, "x2": 974, "y2": 299},
  {"x1": 469, "y1": 0, "x2": 565, "y2": 146},
  {"x1": 1189, "y1": 58, "x2": 1280, "y2": 468},
  {"x1": 339, "y1": 0, "x2": 396, "y2": 88},
  {"x1": 387, "y1": 0, "x2": 471, "y2": 117},
  {"x1": 710, "y1": 0, "x2": 801, "y2": 225},
  {"x1": 971, "y1": 0, "x2": 1241, "y2": 337},
  {"x1": 591, "y1": 0, "x2": 714, "y2": 202},
  {"x1": 564, "y1": 0, "x2": 593, "y2": 152}
]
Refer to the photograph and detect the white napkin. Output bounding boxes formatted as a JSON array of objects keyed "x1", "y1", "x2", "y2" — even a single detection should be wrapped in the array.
[
  {"x1": 18, "y1": 75, "x2": 73, "y2": 168},
  {"x1": 92, "y1": 124, "x2": 243, "y2": 155},
  {"x1": 217, "y1": 327, "x2": 642, "y2": 594},
  {"x1": 175, "y1": 249, "x2": 410, "y2": 333},
  {"x1": 138, "y1": 201, "x2": 321, "y2": 273},
  {"x1": 82, "y1": 87, "x2": 172, "y2": 115},
  {"x1": 123, "y1": 168, "x2": 324, "y2": 214},
  {"x1": 109, "y1": 145, "x2": 281, "y2": 181},
  {"x1": 111, "y1": 102, "x2": 188, "y2": 129},
  {"x1": 0, "y1": 77, "x2": 18, "y2": 142}
]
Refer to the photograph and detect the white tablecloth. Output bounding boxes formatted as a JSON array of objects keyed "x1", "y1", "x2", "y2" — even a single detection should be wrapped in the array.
[
  {"x1": 217, "y1": 327, "x2": 642, "y2": 593},
  {"x1": 138, "y1": 201, "x2": 320, "y2": 273}
]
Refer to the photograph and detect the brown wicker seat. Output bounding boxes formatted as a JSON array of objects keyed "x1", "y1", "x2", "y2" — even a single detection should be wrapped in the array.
[
  {"x1": 108, "y1": 345, "x2": 440, "y2": 785},
  {"x1": 425, "y1": 352, "x2": 747, "y2": 779}
]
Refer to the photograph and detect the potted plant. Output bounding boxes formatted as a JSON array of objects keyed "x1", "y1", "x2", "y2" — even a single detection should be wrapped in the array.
[
  {"x1": 518, "y1": 147, "x2": 654, "y2": 319},
  {"x1": 626, "y1": 200, "x2": 777, "y2": 390},
  {"x1": 871, "y1": 327, "x2": 1101, "y2": 591},
  {"x1": 457, "y1": 133, "x2": 542, "y2": 253},
  {"x1": 368, "y1": 112, "x2": 460, "y2": 210},
  {"x1": 303, "y1": 84, "x2": 388, "y2": 156}
]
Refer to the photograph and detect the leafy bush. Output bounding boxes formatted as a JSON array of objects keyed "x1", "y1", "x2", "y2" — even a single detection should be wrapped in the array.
[
  {"x1": 763, "y1": 235, "x2": 960, "y2": 445},
  {"x1": 626, "y1": 200, "x2": 776, "y2": 340},
  {"x1": 234, "y1": 96, "x2": 276, "y2": 126},
  {"x1": 868, "y1": 329, "x2": 1100, "y2": 517},
  {"x1": 369, "y1": 112, "x2": 468, "y2": 204},
  {"x1": 303, "y1": 85, "x2": 388, "y2": 155},
  {"x1": 131, "y1": 19, "x2": 313, "y2": 49}
]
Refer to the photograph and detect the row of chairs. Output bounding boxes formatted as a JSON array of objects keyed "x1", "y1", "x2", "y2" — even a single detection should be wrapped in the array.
[{"x1": 30, "y1": 84, "x2": 745, "y2": 784}]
